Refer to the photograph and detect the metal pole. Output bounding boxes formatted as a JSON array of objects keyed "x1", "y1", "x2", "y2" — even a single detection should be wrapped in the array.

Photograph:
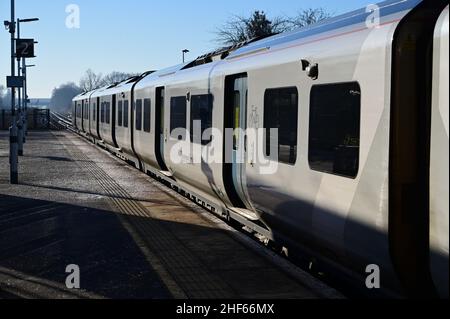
[
  {"x1": 182, "y1": 49, "x2": 189, "y2": 64},
  {"x1": 23, "y1": 59, "x2": 28, "y2": 138},
  {"x1": 17, "y1": 18, "x2": 24, "y2": 156},
  {"x1": 9, "y1": 0, "x2": 18, "y2": 184}
]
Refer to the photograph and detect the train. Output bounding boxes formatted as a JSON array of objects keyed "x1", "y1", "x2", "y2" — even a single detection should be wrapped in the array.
[{"x1": 73, "y1": 0, "x2": 449, "y2": 298}]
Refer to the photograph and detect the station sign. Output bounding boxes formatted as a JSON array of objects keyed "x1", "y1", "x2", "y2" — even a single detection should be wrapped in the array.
[
  {"x1": 15, "y1": 39, "x2": 35, "y2": 58},
  {"x1": 6, "y1": 76, "x2": 25, "y2": 88}
]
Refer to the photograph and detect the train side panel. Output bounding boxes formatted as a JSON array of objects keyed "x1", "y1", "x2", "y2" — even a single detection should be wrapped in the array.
[
  {"x1": 234, "y1": 15, "x2": 403, "y2": 293},
  {"x1": 133, "y1": 86, "x2": 159, "y2": 169},
  {"x1": 430, "y1": 5, "x2": 449, "y2": 298},
  {"x1": 88, "y1": 92, "x2": 97, "y2": 138},
  {"x1": 164, "y1": 66, "x2": 229, "y2": 205},
  {"x1": 115, "y1": 90, "x2": 134, "y2": 158},
  {"x1": 98, "y1": 95, "x2": 115, "y2": 147}
]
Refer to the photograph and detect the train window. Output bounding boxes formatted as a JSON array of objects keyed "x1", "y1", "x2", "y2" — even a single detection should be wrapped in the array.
[
  {"x1": 135, "y1": 99, "x2": 142, "y2": 131},
  {"x1": 264, "y1": 87, "x2": 298, "y2": 165},
  {"x1": 143, "y1": 98, "x2": 151, "y2": 133},
  {"x1": 93, "y1": 103, "x2": 96, "y2": 122},
  {"x1": 190, "y1": 94, "x2": 213, "y2": 145},
  {"x1": 170, "y1": 96, "x2": 187, "y2": 139},
  {"x1": 118, "y1": 101, "x2": 123, "y2": 127},
  {"x1": 309, "y1": 82, "x2": 361, "y2": 178},
  {"x1": 106, "y1": 102, "x2": 110, "y2": 124},
  {"x1": 100, "y1": 102, "x2": 105, "y2": 123},
  {"x1": 123, "y1": 100, "x2": 129, "y2": 128}
]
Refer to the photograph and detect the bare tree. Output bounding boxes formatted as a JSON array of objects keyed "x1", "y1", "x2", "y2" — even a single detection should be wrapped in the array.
[
  {"x1": 215, "y1": 8, "x2": 332, "y2": 47},
  {"x1": 290, "y1": 8, "x2": 331, "y2": 28},
  {"x1": 102, "y1": 71, "x2": 139, "y2": 86},
  {"x1": 79, "y1": 69, "x2": 104, "y2": 92},
  {"x1": 0, "y1": 85, "x2": 11, "y2": 110},
  {"x1": 79, "y1": 69, "x2": 140, "y2": 92},
  {"x1": 49, "y1": 82, "x2": 82, "y2": 114},
  {"x1": 215, "y1": 11, "x2": 289, "y2": 47}
]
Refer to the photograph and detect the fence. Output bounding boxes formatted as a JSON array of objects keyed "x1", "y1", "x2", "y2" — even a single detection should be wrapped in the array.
[{"x1": 0, "y1": 109, "x2": 50, "y2": 130}]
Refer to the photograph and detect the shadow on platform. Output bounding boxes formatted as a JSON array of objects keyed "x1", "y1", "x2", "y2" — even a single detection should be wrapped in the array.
[{"x1": 0, "y1": 193, "x2": 172, "y2": 299}]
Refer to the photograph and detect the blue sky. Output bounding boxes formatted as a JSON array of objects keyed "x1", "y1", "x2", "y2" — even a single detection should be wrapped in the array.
[{"x1": 0, "y1": 0, "x2": 371, "y2": 98}]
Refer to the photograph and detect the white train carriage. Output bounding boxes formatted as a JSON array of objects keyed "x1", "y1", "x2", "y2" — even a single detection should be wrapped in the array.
[{"x1": 73, "y1": 0, "x2": 449, "y2": 298}]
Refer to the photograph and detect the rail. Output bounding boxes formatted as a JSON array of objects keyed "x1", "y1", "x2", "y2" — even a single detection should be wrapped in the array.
[{"x1": 50, "y1": 111, "x2": 75, "y2": 132}]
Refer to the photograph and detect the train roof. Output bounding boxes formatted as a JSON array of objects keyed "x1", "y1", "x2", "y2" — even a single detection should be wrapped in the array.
[
  {"x1": 227, "y1": 0, "x2": 421, "y2": 59},
  {"x1": 74, "y1": 0, "x2": 423, "y2": 100},
  {"x1": 73, "y1": 90, "x2": 92, "y2": 102}
]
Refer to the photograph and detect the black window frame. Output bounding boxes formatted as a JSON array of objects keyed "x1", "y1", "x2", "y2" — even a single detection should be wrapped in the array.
[
  {"x1": 190, "y1": 94, "x2": 213, "y2": 145},
  {"x1": 135, "y1": 99, "x2": 142, "y2": 131},
  {"x1": 105, "y1": 102, "x2": 110, "y2": 124},
  {"x1": 308, "y1": 81, "x2": 361, "y2": 179},
  {"x1": 118, "y1": 100, "x2": 123, "y2": 127},
  {"x1": 83, "y1": 104, "x2": 87, "y2": 119},
  {"x1": 143, "y1": 98, "x2": 151, "y2": 133},
  {"x1": 263, "y1": 86, "x2": 299, "y2": 165},
  {"x1": 170, "y1": 96, "x2": 187, "y2": 140},
  {"x1": 123, "y1": 100, "x2": 129, "y2": 128},
  {"x1": 100, "y1": 102, "x2": 105, "y2": 123}
]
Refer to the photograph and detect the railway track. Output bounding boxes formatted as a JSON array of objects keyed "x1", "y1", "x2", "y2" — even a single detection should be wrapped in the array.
[{"x1": 49, "y1": 112, "x2": 75, "y2": 132}]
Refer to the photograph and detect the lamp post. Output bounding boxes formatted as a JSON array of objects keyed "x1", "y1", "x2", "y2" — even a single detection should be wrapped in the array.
[
  {"x1": 182, "y1": 49, "x2": 189, "y2": 63},
  {"x1": 16, "y1": 17, "x2": 39, "y2": 155},
  {"x1": 4, "y1": 0, "x2": 19, "y2": 184}
]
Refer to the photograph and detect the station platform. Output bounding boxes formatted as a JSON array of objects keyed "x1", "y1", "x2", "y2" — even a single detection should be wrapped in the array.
[{"x1": 0, "y1": 130, "x2": 342, "y2": 299}]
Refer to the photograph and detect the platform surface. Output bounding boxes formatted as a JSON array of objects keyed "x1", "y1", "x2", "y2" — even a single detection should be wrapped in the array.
[{"x1": 0, "y1": 131, "x2": 337, "y2": 299}]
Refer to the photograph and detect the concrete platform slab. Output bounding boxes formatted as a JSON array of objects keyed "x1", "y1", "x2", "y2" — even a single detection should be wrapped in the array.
[{"x1": 0, "y1": 131, "x2": 341, "y2": 299}]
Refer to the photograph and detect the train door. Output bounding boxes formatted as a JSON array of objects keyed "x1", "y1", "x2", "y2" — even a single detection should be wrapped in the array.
[
  {"x1": 73, "y1": 102, "x2": 77, "y2": 128},
  {"x1": 223, "y1": 74, "x2": 252, "y2": 209},
  {"x1": 155, "y1": 87, "x2": 169, "y2": 171},
  {"x1": 87, "y1": 99, "x2": 91, "y2": 135},
  {"x1": 111, "y1": 95, "x2": 119, "y2": 148},
  {"x1": 96, "y1": 97, "x2": 101, "y2": 140},
  {"x1": 81, "y1": 100, "x2": 85, "y2": 132}
]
